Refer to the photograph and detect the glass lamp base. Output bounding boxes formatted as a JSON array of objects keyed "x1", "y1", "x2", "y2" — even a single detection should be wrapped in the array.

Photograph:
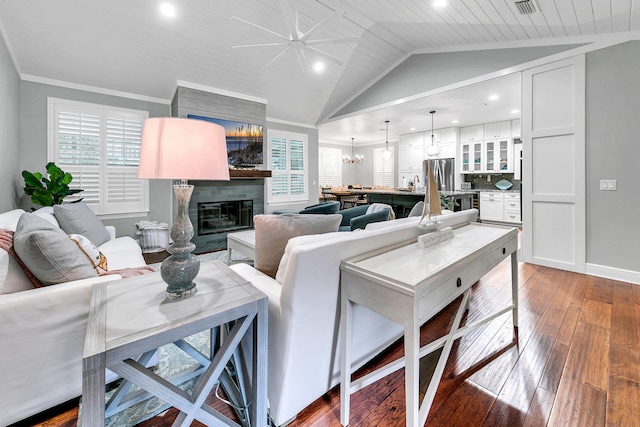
[{"x1": 166, "y1": 282, "x2": 197, "y2": 300}]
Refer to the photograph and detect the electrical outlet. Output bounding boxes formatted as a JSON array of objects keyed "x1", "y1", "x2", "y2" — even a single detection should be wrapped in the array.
[{"x1": 599, "y1": 179, "x2": 617, "y2": 191}]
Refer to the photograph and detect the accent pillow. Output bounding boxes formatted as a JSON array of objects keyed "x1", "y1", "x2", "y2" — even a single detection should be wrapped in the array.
[
  {"x1": 69, "y1": 234, "x2": 108, "y2": 273},
  {"x1": 13, "y1": 213, "x2": 98, "y2": 286},
  {"x1": 253, "y1": 213, "x2": 342, "y2": 278},
  {"x1": 54, "y1": 202, "x2": 111, "y2": 246}
]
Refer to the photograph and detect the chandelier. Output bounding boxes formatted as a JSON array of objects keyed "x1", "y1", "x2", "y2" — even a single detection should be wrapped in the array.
[
  {"x1": 381, "y1": 120, "x2": 393, "y2": 160},
  {"x1": 343, "y1": 137, "x2": 364, "y2": 164},
  {"x1": 425, "y1": 110, "x2": 441, "y2": 157}
]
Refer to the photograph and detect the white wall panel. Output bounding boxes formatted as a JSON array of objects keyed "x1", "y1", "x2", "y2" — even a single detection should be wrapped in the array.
[
  {"x1": 532, "y1": 202, "x2": 575, "y2": 264},
  {"x1": 531, "y1": 135, "x2": 575, "y2": 196},
  {"x1": 532, "y1": 66, "x2": 575, "y2": 131}
]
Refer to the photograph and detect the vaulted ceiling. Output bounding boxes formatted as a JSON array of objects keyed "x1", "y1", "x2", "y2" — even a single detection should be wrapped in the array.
[{"x1": 1, "y1": 0, "x2": 638, "y2": 143}]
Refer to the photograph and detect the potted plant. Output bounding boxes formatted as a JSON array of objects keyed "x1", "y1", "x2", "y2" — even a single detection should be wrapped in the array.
[
  {"x1": 440, "y1": 194, "x2": 459, "y2": 211},
  {"x1": 22, "y1": 162, "x2": 84, "y2": 208}
]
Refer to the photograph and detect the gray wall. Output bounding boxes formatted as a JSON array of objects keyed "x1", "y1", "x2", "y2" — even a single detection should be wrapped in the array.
[
  {"x1": 334, "y1": 45, "x2": 581, "y2": 118},
  {"x1": 0, "y1": 32, "x2": 20, "y2": 211},
  {"x1": 586, "y1": 41, "x2": 640, "y2": 272},
  {"x1": 19, "y1": 82, "x2": 171, "y2": 236}
]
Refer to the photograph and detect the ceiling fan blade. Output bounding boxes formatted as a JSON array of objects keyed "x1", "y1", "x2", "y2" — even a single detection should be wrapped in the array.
[
  {"x1": 233, "y1": 42, "x2": 290, "y2": 48},
  {"x1": 263, "y1": 46, "x2": 292, "y2": 68},
  {"x1": 306, "y1": 46, "x2": 344, "y2": 67},
  {"x1": 305, "y1": 37, "x2": 364, "y2": 46},
  {"x1": 295, "y1": 48, "x2": 310, "y2": 73},
  {"x1": 300, "y1": 10, "x2": 341, "y2": 42},
  {"x1": 278, "y1": 0, "x2": 300, "y2": 39},
  {"x1": 230, "y1": 16, "x2": 290, "y2": 42}
]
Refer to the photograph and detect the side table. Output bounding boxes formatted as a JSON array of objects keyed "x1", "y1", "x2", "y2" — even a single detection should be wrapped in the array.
[
  {"x1": 226, "y1": 230, "x2": 256, "y2": 265},
  {"x1": 340, "y1": 223, "x2": 518, "y2": 427},
  {"x1": 82, "y1": 260, "x2": 267, "y2": 426}
]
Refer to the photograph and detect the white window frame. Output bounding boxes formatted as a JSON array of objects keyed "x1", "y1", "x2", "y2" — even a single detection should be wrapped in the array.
[
  {"x1": 266, "y1": 129, "x2": 309, "y2": 204},
  {"x1": 318, "y1": 146, "x2": 342, "y2": 187},
  {"x1": 373, "y1": 147, "x2": 394, "y2": 187},
  {"x1": 47, "y1": 97, "x2": 149, "y2": 218}
]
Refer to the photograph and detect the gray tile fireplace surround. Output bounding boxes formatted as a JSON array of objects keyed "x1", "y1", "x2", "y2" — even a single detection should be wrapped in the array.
[{"x1": 188, "y1": 179, "x2": 264, "y2": 254}]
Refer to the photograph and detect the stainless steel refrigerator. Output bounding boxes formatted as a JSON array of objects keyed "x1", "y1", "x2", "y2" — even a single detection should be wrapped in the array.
[{"x1": 423, "y1": 158, "x2": 456, "y2": 191}]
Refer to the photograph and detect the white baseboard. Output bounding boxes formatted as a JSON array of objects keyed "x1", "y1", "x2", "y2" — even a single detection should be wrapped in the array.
[{"x1": 586, "y1": 263, "x2": 640, "y2": 286}]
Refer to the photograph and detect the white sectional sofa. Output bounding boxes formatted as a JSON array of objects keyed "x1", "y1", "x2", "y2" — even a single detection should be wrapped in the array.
[
  {"x1": 0, "y1": 207, "x2": 147, "y2": 426},
  {"x1": 230, "y1": 209, "x2": 479, "y2": 426}
]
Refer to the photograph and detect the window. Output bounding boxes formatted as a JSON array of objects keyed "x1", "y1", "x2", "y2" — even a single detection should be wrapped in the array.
[
  {"x1": 318, "y1": 146, "x2": 342, "y2": 187},
  {"x1": 47, "y1": 98, "x2": 149, "y2": 217},
  {"x1": 267, "y1": 129, "x2": 308, "y2": 203},
  {"x1": 373, "y1": 147, "x2": 394, "y2": 187}
]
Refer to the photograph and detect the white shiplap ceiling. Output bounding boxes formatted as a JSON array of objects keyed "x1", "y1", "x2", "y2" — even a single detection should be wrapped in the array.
[{"x1": 1, "y1": 0, "x2": 638, "y2": 144}]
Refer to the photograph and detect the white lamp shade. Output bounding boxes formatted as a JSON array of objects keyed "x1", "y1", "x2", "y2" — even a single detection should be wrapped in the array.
[{"x1": 138, "y1": 117, "x2": 230, "y2": 181}]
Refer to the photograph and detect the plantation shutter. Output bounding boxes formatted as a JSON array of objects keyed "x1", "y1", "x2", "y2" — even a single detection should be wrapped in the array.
[
  {"x1": 48, "y1": 98, "x2": 149, "y2": 216},
  {"x1": 267, "y1": 130, "x2": 308, "y2": 203},
  {"x1": 373, "y1": 147, "x2": 394, "y2": 187},
  {"x1": 319, "y1": 147, "x2": 342, "y2": 186}
]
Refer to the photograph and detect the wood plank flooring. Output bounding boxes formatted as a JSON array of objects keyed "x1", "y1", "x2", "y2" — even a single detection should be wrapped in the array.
[{"x1": 13, "y1": 259, "x2": 640, "y2": 427}]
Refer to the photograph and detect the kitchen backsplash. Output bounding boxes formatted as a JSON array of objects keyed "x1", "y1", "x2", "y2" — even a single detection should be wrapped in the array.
[{"x1": 463, "y1": 173, "x2": 521, "y2": 191}]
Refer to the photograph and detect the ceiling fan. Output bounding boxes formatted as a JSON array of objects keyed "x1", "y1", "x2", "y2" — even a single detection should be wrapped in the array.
[{"x1": 231, "y1": 0, "x2": 362, "y2": 72}]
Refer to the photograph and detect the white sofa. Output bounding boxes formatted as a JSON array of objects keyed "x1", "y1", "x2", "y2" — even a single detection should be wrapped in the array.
[
  {"x1": 0, "y1": 208, "x2": 147, "y2": 426},
  {"x1": 230, "y1": 209, "x2": 479, "y2": 426}
]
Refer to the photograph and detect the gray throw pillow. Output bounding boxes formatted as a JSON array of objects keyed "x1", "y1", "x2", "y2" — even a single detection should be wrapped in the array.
[
  {"x1": 54, "y1": 202, "x2": 111, "y2": 246},
  {"x1": 13, "y1": 213, "x2": 98, "y2": 286},
  {"x1": 253, "y1": 213, "x2": 341, "y2": 278}
]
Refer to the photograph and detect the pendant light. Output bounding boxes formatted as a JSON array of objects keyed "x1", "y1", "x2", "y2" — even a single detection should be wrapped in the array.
[
  {"x1": 425, "y1": 110, "x2": 441, "y2": 157},
  {"x1": 343, "y1": 137, "x2": 364, "y2": 164},
  {"x1": 381, "y1": 120, "x2": 393, "y2": 160}
]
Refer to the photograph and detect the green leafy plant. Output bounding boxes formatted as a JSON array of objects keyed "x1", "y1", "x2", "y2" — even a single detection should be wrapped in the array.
[
  {"x1": 440, "y1": 194, "x2": 459, "y2": 211},
  {"x1": 22, "y1": 162, "x2": 84, "y2": 208}
]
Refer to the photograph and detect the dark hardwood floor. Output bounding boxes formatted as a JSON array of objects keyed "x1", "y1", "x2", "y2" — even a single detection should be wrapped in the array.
[{"x1": 16, "y1": 258, "x2": 640, "y2": 426}]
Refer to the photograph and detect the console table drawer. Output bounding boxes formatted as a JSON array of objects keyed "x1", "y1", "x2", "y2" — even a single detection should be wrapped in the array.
[
  {"x1": 419, "y1": 259, "x2": 483, "y2": 322},
  {"x1": 484, "y1": 238, "x2": 518, "y2": 272}
]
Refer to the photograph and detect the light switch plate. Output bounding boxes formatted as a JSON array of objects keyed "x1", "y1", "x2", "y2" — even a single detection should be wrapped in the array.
[{"x1": 600, "y1": 179, "x2": 617, "y2": 190}]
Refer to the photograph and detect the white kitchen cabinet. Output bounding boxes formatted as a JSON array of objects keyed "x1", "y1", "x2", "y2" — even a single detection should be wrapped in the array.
[
  {"x1": 433, "y1": 127, "x2": 456, "y2": 144},
  {"x1": 460, "y1": 125, "x2": 484, "y2": 143},
  {"x1": 483, "y1": 138, "x2": 513, "y2": 173},
  {"x1": 399, "y1": 133, "x2": 425, "y2": 185},
  {"x1": 460, "y1": 141, "x2": 483, "y2": 173},
  {"x1": 480, "y1": 192, "x2": 504, "y2": 222},
  {"x1": 483, "y1": 121, "x2": 511, "y2": 139},
  {"x1": 503, "y1": 192, "x2": 521, "y2": 223}
]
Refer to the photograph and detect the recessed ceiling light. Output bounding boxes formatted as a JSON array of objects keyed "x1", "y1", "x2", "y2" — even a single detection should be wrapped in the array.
[
  {"x1": 410, "y1": 127, "x2": 416, "y2": 131},
  {"x1": 312, "y1": 61, "x2": 326, "y2": 73},
  {"x1": 488, "y1": 94, "x2": 499, "y2": 101},
  {"x1": 511, "y1": 109, "x2": 520, "y2": 114},
  {"x1": 433, "y1": 0, "x2": 447, "y2": 8},
  {"x1": 451, "y1": 120, "x2": 459, "y2": 124},
  {"x1": 160, "y1": 2, "x2": 176, "y2": 17}
]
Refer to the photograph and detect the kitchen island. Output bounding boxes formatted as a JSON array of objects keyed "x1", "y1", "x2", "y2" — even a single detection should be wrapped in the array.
[{"x1": 349, "y1": 189, "x2": 475, "y2": 218}]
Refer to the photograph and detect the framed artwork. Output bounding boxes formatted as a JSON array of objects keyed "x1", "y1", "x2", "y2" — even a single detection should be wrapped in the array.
[{"x1": 188, "y1": 114, "x2": 263, "y2": 166}]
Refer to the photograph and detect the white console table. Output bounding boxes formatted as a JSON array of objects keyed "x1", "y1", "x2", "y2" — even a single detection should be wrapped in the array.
[
  {"x1": 340, "y1": 223, "x2": 518, "y2": 427},
  {"x1": 82, "y1": 260, "x2": 268, "y2": 427}
]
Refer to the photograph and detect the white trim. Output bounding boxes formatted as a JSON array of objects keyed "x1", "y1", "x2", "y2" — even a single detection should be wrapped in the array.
[
  {"x1": 0, "y1": 18, "x2": 21, "y2": 75},
  {"x1": 22, "y1": 74, "x2": 170, "y2": 104},
  {"x1": 320, "y1": 33, "x2": 640, "y2": 125},
  {"x1": 175, "y1": 80, "x2": 267, "y2": 105},
  {"x1": 319, "y1": 139, "x2": 397, "y2": 147},
  {"x1": 586, "y1": 263, "x2": 640, "y2": 286},
  {"x1": 266, "y1": 117, "x2": 317, "y2": 129}
]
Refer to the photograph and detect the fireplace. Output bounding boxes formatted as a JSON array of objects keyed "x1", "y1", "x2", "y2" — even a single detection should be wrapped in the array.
[
  {"x1": 198, "y1": 200, "x2": 253, "y2": 235},
  {"x1": 188, "y1": 179, "x2": 265, "y2": 254}
]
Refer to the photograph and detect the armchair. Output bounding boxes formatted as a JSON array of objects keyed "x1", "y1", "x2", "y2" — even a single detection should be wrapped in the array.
[
  {"x1": 338, "y1": 204, "x2": 392, "y2": 231},
  {"x1": 298, "y1": 201, "x2": 340, "y2": 214}
]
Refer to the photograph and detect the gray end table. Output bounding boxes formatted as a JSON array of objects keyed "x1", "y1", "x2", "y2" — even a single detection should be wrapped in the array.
[
  {"x1": 226, "y1": 230, "x2": 256, "y2": 265},
  {"x1": 82, "y1": 260, "x2": 267, "y2": 427}
]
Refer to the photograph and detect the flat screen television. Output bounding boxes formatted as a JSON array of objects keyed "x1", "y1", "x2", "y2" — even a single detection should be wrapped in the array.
[{"x1": 188, "y1": 114, "x2": 263, "y2": 167}]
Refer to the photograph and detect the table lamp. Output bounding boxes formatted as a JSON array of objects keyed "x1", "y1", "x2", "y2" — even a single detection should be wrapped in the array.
[{"x1": 138, "y1": 117, "x2": 230, "y2": 299}]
